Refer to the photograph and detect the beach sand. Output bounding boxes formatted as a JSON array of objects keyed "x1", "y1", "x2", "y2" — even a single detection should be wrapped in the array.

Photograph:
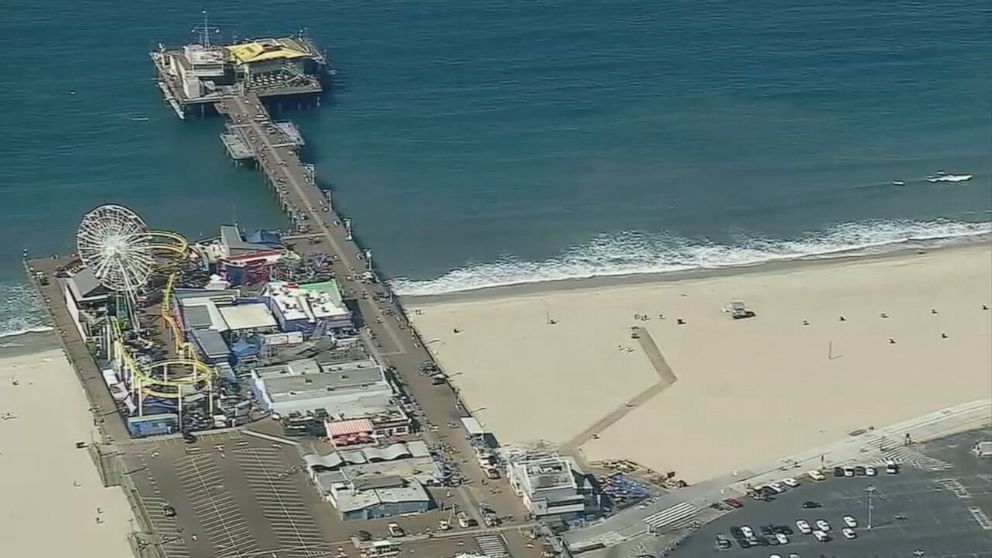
[
  {"x1": 407, "y1": 245, "x2": 992, "y2": 483},
  {"x1": 0, "y1": 339, "x2": 133, "y2": 557}
]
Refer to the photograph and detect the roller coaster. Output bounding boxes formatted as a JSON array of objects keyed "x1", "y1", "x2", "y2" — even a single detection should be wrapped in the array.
[{"x1": 79, "y1": 205, "x2": 215, "y2": 415}]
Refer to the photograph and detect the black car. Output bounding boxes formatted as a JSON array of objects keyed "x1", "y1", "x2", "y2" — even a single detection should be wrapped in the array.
[
  {"x1": 834, "y1": 466, "x2": 845, "y2": 477},
  {"x1": 855, "y1": 465, "x2": 867, "y2": 476},
  {"x1": 773, "y1": 525, "x2": 794, "y2": 535},
  {"x1": 182, "y1": 431, "x2": 197, "y2": 444},
  {"x1": 760, "y1": 525, "x2": 775, "y2": 536},
  {"x1": 802, "y1": 500, "x2": 821, "y2": 509},
  {"x1": 737, "y1": 538, "x2": 752, "y2": 549},
  {"x1": 754, "y1": 535, "x2": 770, "y2": 546},
  {"x1": 729, "y1": 527, "x2": 744, "y2": 539},
  {"x1": 163, "y1": 504, "x2": 177, "y2": 518}
]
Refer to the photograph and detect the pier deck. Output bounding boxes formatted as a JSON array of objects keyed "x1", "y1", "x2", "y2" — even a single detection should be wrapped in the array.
[{"x1": 213, "y1": 93, "x2": 541, "y2": 556}]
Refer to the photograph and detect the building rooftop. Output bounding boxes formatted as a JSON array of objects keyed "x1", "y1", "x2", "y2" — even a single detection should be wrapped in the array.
[
  {"x1": 217, "y1": 302, "x2": 277, "y2": 331},
  {"x1": 253, "y1": 357, "x2": 390, "y2": 405},
  {"x1": 225, "y1": 38, "x2": 312, "y2": 65},
  {"x1": 334, "y1": 480, "x2": 430, "y2": 513},
  {"x1": 64, "y1": 267, "x2": 108, "y2": 302},
  {"x1": 523, "y1": 458, "x2": 577, "y2": 491},
  {"x1": 183, "y1": 44, "x2": 225, "y2": 65},
  {"x1": 265, "y1": 280, "x2": 350, "y2": 324},
  {"x1": 190, "y1": 328, "x2": 230, "y2": 359}
]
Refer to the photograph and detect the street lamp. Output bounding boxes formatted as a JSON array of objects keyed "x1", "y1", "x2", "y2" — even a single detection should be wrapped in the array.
[{"x1": 866, "y1": 486, "x2": 876, "y2": 530}]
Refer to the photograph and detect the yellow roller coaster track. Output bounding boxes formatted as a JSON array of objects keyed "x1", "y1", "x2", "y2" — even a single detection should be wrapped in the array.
[{"x1": 113, "y1": 230, "x2": 215, "y2": 400}]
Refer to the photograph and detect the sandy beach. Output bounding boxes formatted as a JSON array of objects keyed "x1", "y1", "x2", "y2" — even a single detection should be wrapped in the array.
[
  {"x1": 407, "y1": 245, "x2": 992, "y2": 483},
  {"x1": 0, "y1": 336, "x2": 133, "y2": 557}
]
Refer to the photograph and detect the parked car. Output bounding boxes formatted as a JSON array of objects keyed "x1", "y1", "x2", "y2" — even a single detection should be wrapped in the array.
[
  {"x1": 768, "y1": 482, "x2": 786, "y2": 493},
  {"x1": 724, "y1": 497, "x2": 743, "y2": 509},
  {"x1": 866, "y1": 465, "x2": 877, "y2": 476},
  {"x1": 795, "y1": 520, "x2": 812, "y2": 534},
  {"x1": 760, "y1": 525, "x2": 775, "y2": 536},
  {"x1": 438, "y1": 519, "x2": 451, "y2": 531},
  {"x1": 855, "y1": 465, "x2": 867, "y2": 476},
  {"x1": 162, "y1": 504, "x2": 176, "y2": 518},
  {"x1": 885, "y1": 458, "x2": 900, "y2": 474},
  {"x1": 816, "y1": 519, "x2": 831, "y2": 532},
  {"x1": 808, "y1": 469, "x2": 826, "y2": 481},
  {"x1": 775, "y1": 533, "x2": 789, "y2": 545},
  {"x1": 813, "y1": 530, "x2": 829, "y2": 542},
  {"x1": 842, "y1": 528, "x2": 857, "y2": 539},
  {"x1": 782, "y1": 477, "x2": 800, "y2": 488},
  {"x1": 773, "y1": 525, "x2": 794, "y2": 535},
  {"x1": 387, "y1": 523, "x2": 405, "y2": 537},
  {"x1": 730, "y1": 526, "x2": 744, "y2": 539},
  {"x1": 741, "y1": 526, "x2": 755, "y2": 539},
  {"x1": 844, "y1": 467, "x2": 856, "y2": 477},
  {"x1": 715, "y1": 535, "x2": 732, "y2": 549},
  {"x1": 833, "y1": 466, "x2": 845, "y2": 477},
  {"x1": 843, "y1": 515, "x2": 858, "y2": 528},
  {"x1": 802, "y1": 500, "x2": 821, "y2": 509}
]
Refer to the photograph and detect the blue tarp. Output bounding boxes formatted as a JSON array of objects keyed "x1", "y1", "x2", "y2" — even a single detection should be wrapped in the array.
[{"x1": 231, "y1": 338, "x2": 259, "y2": 358}]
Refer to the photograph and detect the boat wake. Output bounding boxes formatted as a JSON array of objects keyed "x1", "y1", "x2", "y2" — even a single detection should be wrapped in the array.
[{"x1": 389, "y1": 219, "x2": 991, "y2": 296}]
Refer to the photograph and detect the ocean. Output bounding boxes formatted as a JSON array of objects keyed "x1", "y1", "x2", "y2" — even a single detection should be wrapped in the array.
[{"x1": 1, "y1": 0, "x2": 989, "y2": 335}]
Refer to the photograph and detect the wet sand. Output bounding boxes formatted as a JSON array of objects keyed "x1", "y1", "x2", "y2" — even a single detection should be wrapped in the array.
[
  {"x1": 0, "y1": 341, "x2": 133, "y2": 557},
  {"x1": 407, "y1": 245, "x2": 992, "y2": 482}
]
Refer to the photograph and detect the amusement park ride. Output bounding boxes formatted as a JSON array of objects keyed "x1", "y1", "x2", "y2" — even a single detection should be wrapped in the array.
[{"x1": 76, "y1": 204, "x2": 215, "y2": 418}]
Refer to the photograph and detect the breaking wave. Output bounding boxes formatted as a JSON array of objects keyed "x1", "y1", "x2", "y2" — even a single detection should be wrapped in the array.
[
  {"x1": 389, "y1": 219, "x2": 991, "y2": 296},
  {"x1": 0, "y1": 280, "x2": 52, "y2": 339}
]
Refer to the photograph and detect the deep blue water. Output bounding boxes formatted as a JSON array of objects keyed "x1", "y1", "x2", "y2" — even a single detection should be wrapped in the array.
[{"x1": 1, "y1": 0, "x2": 990, "y2": 333}]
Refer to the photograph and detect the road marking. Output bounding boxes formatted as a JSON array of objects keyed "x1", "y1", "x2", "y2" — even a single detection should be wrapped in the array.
[
  {"x1": 235, "y1": 447, "x2": 325, "y2": 557},
  {"x1": 178, "y1": 454, "x2": 258, "y2": 558}
]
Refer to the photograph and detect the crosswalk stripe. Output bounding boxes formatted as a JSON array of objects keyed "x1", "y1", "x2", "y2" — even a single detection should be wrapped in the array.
[{"x1": 644, "y1": 501, "x2": 697, "y2": 530}]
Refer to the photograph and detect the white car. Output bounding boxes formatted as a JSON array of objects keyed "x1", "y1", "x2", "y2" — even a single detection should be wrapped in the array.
[
  {"x1": 813, "y1": 530, "x2": 829, "y2": 542},
  {"x1": 796, "y1": 520, "x2": 812, "y2": 534},
  {"x1": 842, "y1": 528, "x2": 857, "y2": 539},
  {"x1": 741, "y1": 526, "x2": 755, "y2": 538},
  {"x1": 775, "y1": 533, "x2": 789, "y2": 544},
  {"x1": 866, "y1": 466, "x2": 877, "y2": 476},
  {"x1": 768, "y1": 482, "x2": 786, "y2": 493},
  {"x1": 782, "y1": 477, "x2": 800, "y2": 488},
  {"x1": 807, "y1": 470, "x2": 826, "y2": 481},
  {"x1": 816, "y1": 519, "x2": 831, "y2": 531},
  {"x1": 843, "y1": 515, "x2": 858, "y2": 528}
]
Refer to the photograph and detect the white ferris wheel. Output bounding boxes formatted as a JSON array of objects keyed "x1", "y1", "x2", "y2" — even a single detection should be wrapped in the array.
[{"x1": 76, "y1": 204, "x2": 156, "y2": 301}]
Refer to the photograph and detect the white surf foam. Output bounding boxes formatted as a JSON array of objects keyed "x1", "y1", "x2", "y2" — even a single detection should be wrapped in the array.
[
  {"x1": 0, "y1": 280, "x2": 52, "y2": 339},
  {"x1": 389, "y1": 219, "x2": 991, "y2": 296}
]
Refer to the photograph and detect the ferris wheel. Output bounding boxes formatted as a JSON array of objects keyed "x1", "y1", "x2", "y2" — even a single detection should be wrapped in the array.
[{"x1": 76, "y1": 204, "x2": 156, "y2": 299}]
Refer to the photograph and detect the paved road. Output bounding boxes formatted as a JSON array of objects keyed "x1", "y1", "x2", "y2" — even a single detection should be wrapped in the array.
[{"x1": 219, "y1": 94, "x2": 537, "y2": 547}]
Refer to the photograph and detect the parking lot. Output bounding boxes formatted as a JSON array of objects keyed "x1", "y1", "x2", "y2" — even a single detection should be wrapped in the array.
[
  {"x1": 670, "y1": 428, "x2": 992, "y2": 558},
  {"x1": 122, "y1": 429, "x2": 528, "y2": 558}
]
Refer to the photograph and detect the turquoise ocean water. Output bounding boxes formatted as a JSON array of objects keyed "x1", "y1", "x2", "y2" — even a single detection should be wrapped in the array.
[{"x1": 1, "y1": 0, "x2": 989, "y2": 335}]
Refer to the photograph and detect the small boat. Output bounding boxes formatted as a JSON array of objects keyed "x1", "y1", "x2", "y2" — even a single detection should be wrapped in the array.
[
  {"x1": 892, "y1": 180, "x2": 905, "y2": 187},
  {"x1": 926, "y1": 171, "x2": 973, "y2": 183}
]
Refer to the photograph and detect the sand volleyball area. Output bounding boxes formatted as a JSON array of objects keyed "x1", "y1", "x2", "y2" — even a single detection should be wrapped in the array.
[
  {"x1": 408, "y1": 245, "x2": 992, "y2": 483},
  {"x1": 0, "y1": 341, "x2": 133, "y2": 557}
]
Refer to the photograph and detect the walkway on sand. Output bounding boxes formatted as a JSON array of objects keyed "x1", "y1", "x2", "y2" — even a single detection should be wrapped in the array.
[{"x1": 562, "y1": 326, "x2": 678, "y2": 453}]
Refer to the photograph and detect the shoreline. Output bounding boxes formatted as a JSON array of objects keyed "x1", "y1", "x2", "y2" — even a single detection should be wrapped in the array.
[{"x1": 400, "y1": 233, "x2": 992, "y2": 305}]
